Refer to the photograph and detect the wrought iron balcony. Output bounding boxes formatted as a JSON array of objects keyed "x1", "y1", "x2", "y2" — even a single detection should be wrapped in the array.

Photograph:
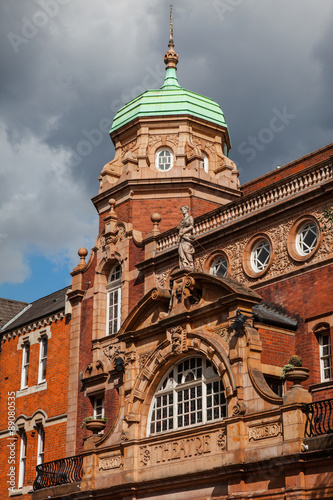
[
  {"x1": 33, "y1": 454, "x2": 83, "y2": 491},
  {"x1": 304, "y1": 398, "x2": 333, "y2": 438}
]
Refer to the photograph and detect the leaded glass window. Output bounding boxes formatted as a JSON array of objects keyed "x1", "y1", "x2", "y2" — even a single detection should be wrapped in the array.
[{"x1": 148, "y1": 357, "x2": 227, "y2": 435}]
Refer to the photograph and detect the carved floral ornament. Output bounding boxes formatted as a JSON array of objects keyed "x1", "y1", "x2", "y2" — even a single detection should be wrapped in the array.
[
  {"x1": 103, "y1": 344, "x2": 120, "y2": 363},
  {"x1": 157, "y1": 209, "x2": 330, "y2": 288},
  {"x1": 83, "y1": 360, "x2": 106, "y2": 380},
  {"x1": 99, "y1": 454, "x2": 123, "y2": 471},
  {"x1": 121, "y1": 139, "x2": 137, "y2": 158},
  {"x1": 169, "y1": 325, "x2": 187, "y2": 354},
  {"x1": 99, "y1": 223, "x2": 126, "y2": 249}
]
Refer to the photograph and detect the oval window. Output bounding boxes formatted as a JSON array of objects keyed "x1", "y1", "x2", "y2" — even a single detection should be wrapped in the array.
[
  {"x1": 296, "y1": 221, "x2": 319, "y2": 256},
  {"x1": 250, "y1": 239, "x2": 271, "y2": 273},
  {"x1": 210, "y1": 256, "x2": 228, "y2": 278}
]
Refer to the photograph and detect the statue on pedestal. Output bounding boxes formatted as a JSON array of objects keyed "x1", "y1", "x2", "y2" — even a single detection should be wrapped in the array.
[{"x1": 178, "y1": 206, "x2": 195, "y2": 269}]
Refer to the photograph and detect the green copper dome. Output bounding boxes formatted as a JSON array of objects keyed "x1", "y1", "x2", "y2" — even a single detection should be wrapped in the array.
[{"x1": 110, "y1": 48, "x2": 229, "y2": 134}]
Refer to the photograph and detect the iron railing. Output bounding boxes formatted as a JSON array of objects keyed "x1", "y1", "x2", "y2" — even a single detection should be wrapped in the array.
[
  {"x1": 304, "y1": 398, "x2": 333, "y2": 438},
  {"x1": 33, "y1": 454, "x2": 83, "y2": 491}
]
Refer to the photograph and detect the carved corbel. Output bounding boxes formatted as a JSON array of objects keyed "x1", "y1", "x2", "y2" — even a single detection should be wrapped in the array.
[
  {"x1": 122, "y1": 150, "x2": 138, "y2": 169},
  {"x1": 81, "y1": 360, "x2": 108, "y2": 395},
  {"x1": 169, "y1": 325, "x2": 187, "y2": 354},
  {"x1": 185, "y1": 141, "x2": 202, "y2": 169}
]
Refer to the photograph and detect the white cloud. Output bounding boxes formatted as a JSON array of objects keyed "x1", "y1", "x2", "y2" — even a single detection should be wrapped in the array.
[{"x1": 0, "y1": 122, "x2": 97, "y2": 284}]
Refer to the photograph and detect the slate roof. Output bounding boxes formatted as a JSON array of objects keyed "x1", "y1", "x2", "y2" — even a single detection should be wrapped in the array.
[
  {"x1": 0, "y1": 298, "x2": 28, "y2": 330},
  {"x1": 252, "y1": 303, "x2": 298, "y2": 330},
  {"x1": 1, "y1": 286, "x2": 71, "y2": 333}
]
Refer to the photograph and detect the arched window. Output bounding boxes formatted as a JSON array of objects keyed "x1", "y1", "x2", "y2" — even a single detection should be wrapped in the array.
[
  {"x1": 106, "y1": 264, "x2": 122, "y2": 335},
  {"x1": 155, "y1": 148, "x2": 174, "y2": 172},
  {"x1": 148, "y1": 356, "x2": 227, "y2": 436}
]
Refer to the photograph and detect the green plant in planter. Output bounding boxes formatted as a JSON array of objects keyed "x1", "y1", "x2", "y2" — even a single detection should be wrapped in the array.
[
  {"x1": 281, "y1": 355, "x2": 303, "y2": 379},
  {"x1": 81, "y1": 416, "x2": 108, "y2": 429}
]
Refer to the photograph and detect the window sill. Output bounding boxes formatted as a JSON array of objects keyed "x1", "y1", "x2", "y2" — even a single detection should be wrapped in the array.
[
  {"x1": 309, "y1": 380, "x2": 333, "y2": 393},
  {"x1": 9, "y1": 485, "x2": 33, "y2": 496},
  {"x1": 16, "y1": 382, "x2": 47, "y2": 398}
]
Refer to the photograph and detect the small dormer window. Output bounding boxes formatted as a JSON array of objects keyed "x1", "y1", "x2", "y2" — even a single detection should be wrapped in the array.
[{"x1": 155, "y1": 148, "x2": 174, "y2": 172}]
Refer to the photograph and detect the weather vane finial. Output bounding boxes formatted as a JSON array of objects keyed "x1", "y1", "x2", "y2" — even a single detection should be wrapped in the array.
[{"x1": 170, "y1": 5, "x2": 173, "y2": 43}]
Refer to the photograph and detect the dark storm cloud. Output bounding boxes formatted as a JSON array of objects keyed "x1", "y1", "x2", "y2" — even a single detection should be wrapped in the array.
[{"x1": 0, "y1": 0, "x2": 332, "y2": 286}]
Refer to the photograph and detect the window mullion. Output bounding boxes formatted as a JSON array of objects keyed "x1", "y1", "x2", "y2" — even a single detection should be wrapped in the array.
[
  {"x1": 202, "y1": 373, "x2": 207, "y2": 425},
  {"x1": 173, "y1": 388, "x2": 177, "y2": 431}
]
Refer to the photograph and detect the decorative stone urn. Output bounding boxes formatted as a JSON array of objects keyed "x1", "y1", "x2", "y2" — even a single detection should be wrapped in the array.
[
  {"x1": 84, "y1": 419, "x2": 107, "y2": 434},
  {"x1": 283, "y1": 367, "x2": 312, "y2": 405},
  {"x1": 284, "y1": 367, "x2": 309, "y2": 386}
]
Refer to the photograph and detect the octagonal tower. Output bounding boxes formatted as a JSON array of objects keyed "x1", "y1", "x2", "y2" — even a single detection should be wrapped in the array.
[{"x1": 93, "y1": 28, "x2": 241, "y2": 235}]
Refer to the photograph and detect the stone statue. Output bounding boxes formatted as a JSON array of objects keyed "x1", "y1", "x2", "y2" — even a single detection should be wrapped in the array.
[{"x1": 178, "y1": 206, "x2": 195, "y2": 268}]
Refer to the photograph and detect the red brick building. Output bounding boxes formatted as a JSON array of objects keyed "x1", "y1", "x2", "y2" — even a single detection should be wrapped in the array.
[
  {"x1": 2, "y1": 21, "x2": 333, "y2": 500},
  {"x1": 0, "y1": 287, "x2": 71, "y2": 498}
]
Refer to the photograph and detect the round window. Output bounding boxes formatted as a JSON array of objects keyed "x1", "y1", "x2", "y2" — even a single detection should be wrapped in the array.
[
  {"x1": 155, "y1": 148, "x2": 173, "y2": 172},
  {"x1": 210, "y1": 256, "x2": 228, "y2": 278},
  {"x1": 296, "y1": 221, "x2": 319, "y2": 256},
  {"x1": 250, "y1": 239, "x2": 271, "y2": 273}
]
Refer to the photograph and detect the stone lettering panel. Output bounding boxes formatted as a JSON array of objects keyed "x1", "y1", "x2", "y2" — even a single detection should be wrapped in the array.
[
  {"x1": 99, "y1": 454, "x2": 123, "y2": 470},
  {"x1": 248, "y1": 422, "x2": 282, "y2": 441},
  {"x1": 139, "y1": 428, "x2": 226, "y2": 467}
]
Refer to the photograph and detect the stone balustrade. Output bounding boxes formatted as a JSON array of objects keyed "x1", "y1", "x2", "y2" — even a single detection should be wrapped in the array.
[{"x1": 156, "y1": 161, "x2": 333, "y2": 253}]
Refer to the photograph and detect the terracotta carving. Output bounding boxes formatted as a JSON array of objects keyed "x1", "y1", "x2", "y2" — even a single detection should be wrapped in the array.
[{"x1": 178, "y1": 206, "x2": 195, "y2": 269}]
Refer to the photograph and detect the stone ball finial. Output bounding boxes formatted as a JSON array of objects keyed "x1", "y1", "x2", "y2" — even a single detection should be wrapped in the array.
[
  {"x1": 78, "y1": 247, "x2": 88, "y2": 264},
  {"x1": 151, "y1": 213, "x2": 161, "y2": 224},
  {"x1": 151, "y1": 213, "x2": 161, "y2": 236},
  {"x1": 109, "y1": 198, "x2": 116, "y2": 212}
]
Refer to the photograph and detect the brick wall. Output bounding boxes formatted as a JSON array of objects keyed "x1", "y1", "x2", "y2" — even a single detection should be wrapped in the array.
[
  {"x1": 241, "y1": 143, "x2": 333, "y2": 196},
  {"x1": 257, "y1": 264, "x2": 333, "y2": 397},
  {"x1": 257, "y1": 326, "x2": 295, "y2": 368},
  {"x1": 100, "y1": 196, "x2": 221, "y2": 237},
  {"x1": 0, "y1": 316, "x2": 70, "y2": 499}
]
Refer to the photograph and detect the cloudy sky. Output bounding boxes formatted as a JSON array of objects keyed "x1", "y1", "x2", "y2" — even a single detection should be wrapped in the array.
[{"x1": 1, "y1": 0, "x2": 332, "y2": 303}]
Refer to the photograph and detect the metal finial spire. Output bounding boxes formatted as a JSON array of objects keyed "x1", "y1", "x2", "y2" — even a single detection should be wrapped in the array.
[
  {"x1": 162, "y1": 4, "x2": 179, "y2": 86},
  {"x1": 170, "y1": 5, "x2": 174, "y2": 43}
]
